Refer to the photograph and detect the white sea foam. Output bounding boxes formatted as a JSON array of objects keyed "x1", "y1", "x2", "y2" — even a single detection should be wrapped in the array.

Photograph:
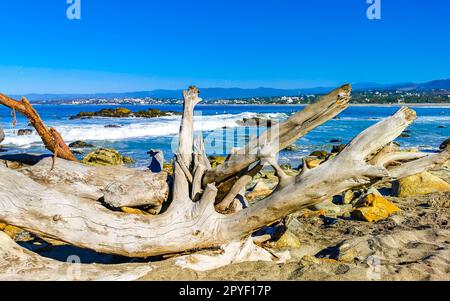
[
  {"x1": 333, "y1": 116, "x2": 450, "y2": 123},
  {"x1": 1, "y1": 112, "x2": 288, "y2": 148},
  {"x1": 415, "y1": 116, "x2": 450, "y2": 123}
]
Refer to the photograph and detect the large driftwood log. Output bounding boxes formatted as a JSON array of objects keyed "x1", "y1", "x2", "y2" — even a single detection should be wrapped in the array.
[
  {"x1": 1, "y1": 100, "x2": 446, "y2": 257},
  {"x1": 0, "y1": 94, "x2": 76, "y2": 161},
  {"x1": 0, "y1": 232, "x2": 153, "y2": 281}
]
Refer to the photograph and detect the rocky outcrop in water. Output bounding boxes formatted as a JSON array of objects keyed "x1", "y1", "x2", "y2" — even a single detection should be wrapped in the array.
[
  {"x1": 69, "y1": 140, "x2": 94, "y2": 148},
  {"x1": 70, "y1": 107, "x2": 178, "y2": 119},
  {"x1": 17, "y1": 129, "x2": 33, "y2": 136}
]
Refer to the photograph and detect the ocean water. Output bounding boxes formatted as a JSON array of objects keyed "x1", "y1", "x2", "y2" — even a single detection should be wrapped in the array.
[{"x1": 0, "y1": 104, "x2": 449, "y2": 169}]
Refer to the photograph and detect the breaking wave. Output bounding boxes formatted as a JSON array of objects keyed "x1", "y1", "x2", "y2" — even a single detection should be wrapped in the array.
[{"x1": 1, "y1": 112, "x2": 288, "y2": 148}]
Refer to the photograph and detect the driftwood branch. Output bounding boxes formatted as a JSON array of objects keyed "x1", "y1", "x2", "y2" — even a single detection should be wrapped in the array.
[
  {"x1": 203, "y1": 84, "x2": 352, "y2": 186},
  {"x1": 388, "y1": 145, "x2": 450, "y2": 179},
  {"x1": 0, "y1": 94, "x2": 77, "y2": 161},
  {"x1": 215, "y1": 163, "x2": 263, "y2": 212}
]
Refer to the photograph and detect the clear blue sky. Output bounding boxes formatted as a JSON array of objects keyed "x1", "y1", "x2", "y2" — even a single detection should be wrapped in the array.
[{"x1": 0, "y1": 0, "x2": 449, "y2": 94}]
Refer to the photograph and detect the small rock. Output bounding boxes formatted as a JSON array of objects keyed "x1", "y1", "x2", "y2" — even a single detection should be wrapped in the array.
[
  {"x1": 271, "y1": 231, "x2": 301, "y2": 249},
  {"x1": 443, "y1": 200, "x2": 450, "y2": 208},
  {"x1": 309, "y1": 150, "x2": 328, "y2": 159},
  {"x1": 399, "y1": 133, "x2": 411, "y2": 138},
  {"x1": 330, "y1": 139, "x2": 341, "y2": 143},
  {"x1": 69, "y1": 140, "x2": 94, "y2": 148},
  {"x1": 163, "y1": 163, "x2": 174, "y2": 175},
  {"x1": 208, "y1": 156, "x2": 226, "y2": 168},
  {"x1": 305, "y1": 157, "x2": 324, "y2": 169},
  {"x1": 351, "y1": 193, "x2": 400, "y2": 222},
  {"x1": 280, "y1": 163, "x2": 292, "y2": 170},
  {"x1": 331, "y1": 144, "x2": 346, "y2": 154},
  {"x1": 17, "y1": 129, "x2": 33, "y2": 136},
  {"x1": 342, "y1": 190, "x2": 355, "y2": 204},
  {"x1": 342, "y1": 211, "x2": 352, "y2": 219},
  {"x1": 309, "y1": 199, "x2": 342, "y2": 215},
  {"x1": 322, "y1": 216, "x2": 339, "y2": 226},
  {"x1": 440, "y1": 138, "x2": 450, "y2": 150},
  {"x1": 246, "y1": 181, "x2": 273, "y2": 201},
  {"x1": 390, "y1": 215, "x2": 405, "y2": 225},
  {"x1": 104, "y1": 124, "x2": 122, "y2": 128},
  {"x1": 82, "y1": 148, "x2": 134, "y2": 166},
  {"x1": 148, "y1": 149, "x2": 164, "y2": 173},
  {"x1": 393, "y1": 171, "x2": 450, "y2": 197},
  {"x1": 300, "y1": 255, "x2": 322, "y2": 266}
]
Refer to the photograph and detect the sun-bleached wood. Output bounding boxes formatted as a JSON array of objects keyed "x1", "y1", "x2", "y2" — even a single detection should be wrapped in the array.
[
  {"x1": 203, "y1": 84, "x2": 352, "y2": 186},
  {"x1": 388, "y1": 145, "x2": 450, "y2": 179},
  {"x1": 171, "y1": 86, "x2": 202, "y2": 206},
  {"x1": 18, "y1": 157, "x2": 169, "y2": 208},
  {"x1": 2, "y1": 105, "x2": 445, "y2": 258},
  {"x1": 215, "y1": 163, "x2": 263, "y2": 212}
]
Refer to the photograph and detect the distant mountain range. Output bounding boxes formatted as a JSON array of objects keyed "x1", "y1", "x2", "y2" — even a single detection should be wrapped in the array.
[{"x1": 11, "y1": 78, "x2": 450, "y2": 102}]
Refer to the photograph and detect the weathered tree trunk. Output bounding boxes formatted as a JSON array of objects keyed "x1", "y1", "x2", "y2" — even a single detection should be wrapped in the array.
[
  {"x1": 0, "y1": 93, "x2": 76, "y2": 161},
  {"x1": 1, "y1": 97, "x2": 446, "y2": 258},
  {"x1": 17, "y1": 157, "x2": 169, "y2": 208}
]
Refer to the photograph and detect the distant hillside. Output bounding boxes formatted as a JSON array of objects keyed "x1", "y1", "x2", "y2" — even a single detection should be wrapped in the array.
[{"x1": 11, "y1": 78, "x2": 450, "y2": 102}]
